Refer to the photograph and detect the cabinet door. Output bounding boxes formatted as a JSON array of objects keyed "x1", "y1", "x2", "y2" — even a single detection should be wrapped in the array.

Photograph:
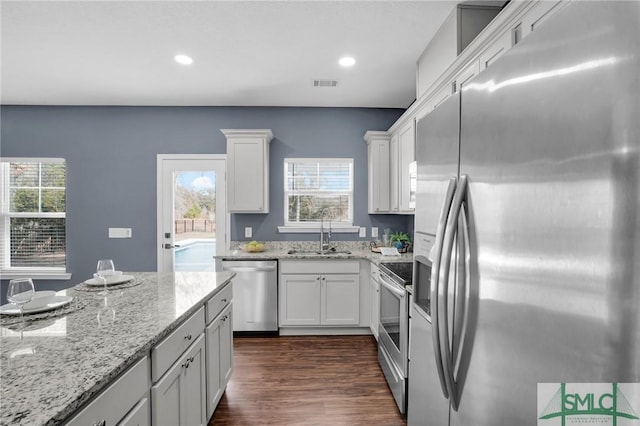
[
  {"x1": 398, "y1": 121, "x2": 415, "y2": 212},
  {"x1": 321, "y1": 275, "x2": 360, "y2": 325},
  {"x1": 367, "y1": 137, "x2": 391, "y2": 213},
  {"x1": 389, "y1": 133, "x2": 399, "y2": 212},
  {"x1": 152, "y1": 356, "x2": 182, "y2": 426},
  {"x1": 183, "y1": 336, "x2": 207, "y2": 426},
  {"x1": 205, "y1": 314, "x2": 222, "y2": 419},
  {"x1": 432, "y1": 81, "x2": 455, "y2": 110},
  {"x1": 478, "y1": 29, "x2": 512, "y2": 70},
  {"x1": 227, "y1": 138, "x2": 267, "y2": 212},
  {"x1": 279, "y1": 274, "x2": 321, "y2": 325},
  {"x1": 152, "y1": 335, "x2": 206, "y2": 426},
  {"x1": 454, "y1": 60, "x2": 480, "y2": 92},
  {"x1": 219, "y1": 303, "x2": 234, "y2": 387}
]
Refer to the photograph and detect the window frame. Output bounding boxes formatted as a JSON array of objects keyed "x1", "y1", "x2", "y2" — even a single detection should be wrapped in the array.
[
  {"x1": 279, "y1": 157, "x2": 359, "y2": 233},
  {"x1": 0, "y1": 157, "x2": 71, "y2": 279}
]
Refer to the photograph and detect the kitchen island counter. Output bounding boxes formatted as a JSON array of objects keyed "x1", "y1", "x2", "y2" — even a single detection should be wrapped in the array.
[{"x1": 0, "y1": 271, "x2": 234, "y2": 426}]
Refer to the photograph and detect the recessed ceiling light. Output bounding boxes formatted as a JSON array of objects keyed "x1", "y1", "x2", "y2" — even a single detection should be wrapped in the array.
[
  {"x1": 339, "y1": 56, "x2": 356, "y2": 67},
  {"x1": 174, "y1": 54, "x2": 193, "y2": 65}
]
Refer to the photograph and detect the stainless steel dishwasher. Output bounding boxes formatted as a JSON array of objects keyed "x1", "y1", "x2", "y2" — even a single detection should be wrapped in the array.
[{"x1": 221, "y1": 259, "x2": 278, "y2": 333}]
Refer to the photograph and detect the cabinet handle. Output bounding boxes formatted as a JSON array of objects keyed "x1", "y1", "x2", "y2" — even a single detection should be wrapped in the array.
[
  {"x1": 93, "y1": 420, "x2": 106, "y2": 426},
  {"x1": 182, "y1": 356, "x2": 194, "y2": 369},
  {"x1": 221, "y1": 298, "x2": 228, "y2": 303},
  {"x1": 184, "y1": 334, "x2": 192, "y2": 341},
  {"x1": 221, "y1": 315, "x2": 227, "y2": 322},
  {"x1": 322, "y1": 277, "x2": 326, "y2": 281}
]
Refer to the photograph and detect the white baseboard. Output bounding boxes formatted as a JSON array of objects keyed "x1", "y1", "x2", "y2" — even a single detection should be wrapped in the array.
[{"x1": 278, "y1": 327, "x2": 373, "y2": 336}]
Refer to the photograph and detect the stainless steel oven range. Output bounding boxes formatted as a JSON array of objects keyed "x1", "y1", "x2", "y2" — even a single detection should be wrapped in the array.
[{"x1": 377, "y1": 261, "x2": 413, "y2": 415}]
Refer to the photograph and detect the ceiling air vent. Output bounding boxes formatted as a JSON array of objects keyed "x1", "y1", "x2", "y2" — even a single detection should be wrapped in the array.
[{"x1": 313, "y1": 79, "x2": 338, "y2": 88}]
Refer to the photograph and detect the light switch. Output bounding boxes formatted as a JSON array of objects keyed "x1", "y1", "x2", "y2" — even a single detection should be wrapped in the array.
[
  {"x1": 371, "y1": 227, "x2": 379, "y2": 238},
  {"x1": 109, "y1": 228, "x2": 132, "y2": 238},
  {"x1": 245, "y1": 227, "x2": 252, "y2": 238},
  {"x1": 359, "y1": 227, "x2": 366, "y2": 238}
]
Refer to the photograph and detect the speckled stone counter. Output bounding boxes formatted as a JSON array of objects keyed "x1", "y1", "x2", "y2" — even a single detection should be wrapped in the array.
[
  {"x1": 216, "y1": 241, "x2": 414, "y2": 264},
  {"x1": 0, "y1": 271, "x2": 234, "y2": 426}
]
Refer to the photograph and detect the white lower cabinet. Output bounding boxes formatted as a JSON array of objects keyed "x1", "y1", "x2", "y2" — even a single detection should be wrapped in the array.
[
  {"x1": 279, "y1": 260, "x2": 360, "y2": 327},
  {"x1": 65, "y1": 357, "x2": 150, "y2": 426},
  {"x1": 64, "y1": 283, "x2": 234, "y2": 426},
  {"x1": 205, "y1": 302, "x2": 234, "y2": 419},
  {"x1": 321, "y1": 275, "x2": 360, "y2": 325},
  {"x1": 152, "y1": 334, "x2": 207, "y2": 426}
]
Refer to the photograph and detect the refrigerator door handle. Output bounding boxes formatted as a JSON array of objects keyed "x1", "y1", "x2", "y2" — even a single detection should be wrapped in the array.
[
  {"x1": 430, "y1": 177, "x2": 457, "y2": 399},
  {"x1": 438, "y1": 174, "x2": 468, "y2": 410}
]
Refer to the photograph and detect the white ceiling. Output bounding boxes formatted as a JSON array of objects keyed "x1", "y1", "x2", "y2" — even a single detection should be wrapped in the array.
[{"x1": 1, "y1": 1, "x2": 458, "y2": 108}]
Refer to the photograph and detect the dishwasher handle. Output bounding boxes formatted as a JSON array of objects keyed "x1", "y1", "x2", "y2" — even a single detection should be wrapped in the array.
[{"x1": 222, "y1": 265, "x2": 277, "y2": 273}]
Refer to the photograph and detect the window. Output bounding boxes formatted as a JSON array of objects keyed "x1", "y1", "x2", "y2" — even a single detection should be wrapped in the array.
[
  {"x1": 283, "y1": 158, "x2": 354, "y2": 227},
  {"x1": 1, "y1": 158, "x2": 68, "y2": 278}
]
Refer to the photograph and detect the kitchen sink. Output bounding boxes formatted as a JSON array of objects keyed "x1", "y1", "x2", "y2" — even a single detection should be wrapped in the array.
[{"x1": 287, "y1": 249, "x2": 352, "y2": 255}]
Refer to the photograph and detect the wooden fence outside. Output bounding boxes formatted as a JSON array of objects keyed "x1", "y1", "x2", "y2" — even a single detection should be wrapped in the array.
[{"x1": 175, "y1": 219, "x2": 216, "y2": 234}]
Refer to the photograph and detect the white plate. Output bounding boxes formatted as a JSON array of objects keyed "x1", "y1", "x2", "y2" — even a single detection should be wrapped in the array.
[
  {"x1": 84, "y1": 274, "x2": 134, "y2": 287},
  {"x1": 0, "y1": 295, "x2": 73, "y2": 315},
  {"x1": 32, "y1": 290, "x2": 57, "y2": 300}
]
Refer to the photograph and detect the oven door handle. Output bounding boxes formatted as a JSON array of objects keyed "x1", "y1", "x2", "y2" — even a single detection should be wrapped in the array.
[
  {"x1": 431, "y1": 176, "x2": 457, "y2": 400},
  {"x1": 379, "y1": 278, "x2": 406, "y2": 299}
]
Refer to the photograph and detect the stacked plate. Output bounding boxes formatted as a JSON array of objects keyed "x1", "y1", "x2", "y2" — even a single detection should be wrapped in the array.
[
  {"x1": 84, "y1": 271, "x2": 134, "y2": 287},
  {"x1": 0, "y1": 291, "x2": 73, "y2": 315}
]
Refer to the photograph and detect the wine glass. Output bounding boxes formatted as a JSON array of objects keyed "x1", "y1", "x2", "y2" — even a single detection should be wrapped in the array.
[
  {"x1": 7, "y1": 278, "x2": 35, "y2": 325},
  {"x1": 97, "y1": 296, "x2": 116, "y2": 327},
  {"x1": 96, "y1": 259, "x2": 115, "y2": 295}
]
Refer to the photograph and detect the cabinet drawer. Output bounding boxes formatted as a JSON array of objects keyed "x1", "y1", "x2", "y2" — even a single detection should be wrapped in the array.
[
  {"x1": 206, "y1": 282, "x2": 232, "y2": 325},
  {"x1": 280, "y1": 260, "x2": 360, "y2": 274},
  {"x1": 152, "y1": 307, "x2": 205, "y2": 382},
  {"x1": 118, "y1": 396, "x2": 149, "y2": 426},
  {"x1": 65, "y1": 357, "x2": 149, "y2": 426}
]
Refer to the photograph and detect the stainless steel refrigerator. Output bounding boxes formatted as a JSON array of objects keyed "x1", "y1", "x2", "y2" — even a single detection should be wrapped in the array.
[{"x1": 408, "y1": 2, "x2": 640, "y2": 425}]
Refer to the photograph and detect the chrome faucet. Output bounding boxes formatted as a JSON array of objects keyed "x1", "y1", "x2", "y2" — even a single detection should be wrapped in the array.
[{"x1": 319, "y1": 208, "x2": 332, "y2": 253}]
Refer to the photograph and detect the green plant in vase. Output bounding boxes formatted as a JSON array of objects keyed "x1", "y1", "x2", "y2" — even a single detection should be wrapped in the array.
[{"x1": 389, "y1": 231, "x2": 411, "y2": 251}]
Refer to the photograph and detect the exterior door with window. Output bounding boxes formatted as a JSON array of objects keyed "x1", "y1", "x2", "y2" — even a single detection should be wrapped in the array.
[{"x1": 157, "y1": 156, "x2": 226, "y2": 273}]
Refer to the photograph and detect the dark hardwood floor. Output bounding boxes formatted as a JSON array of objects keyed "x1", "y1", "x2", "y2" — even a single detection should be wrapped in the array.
[{"x1": 210, "y1": 335, "x2": 407, "y2": 425}]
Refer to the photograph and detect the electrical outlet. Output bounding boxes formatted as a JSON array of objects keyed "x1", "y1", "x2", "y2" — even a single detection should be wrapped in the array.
[
  {"x1": 245, "y1": 227, "x2": 252, "y2": 238},
  {"x1": 371, "y1": 227, "x2": 379, "y2": 238},
  {"x1": 359, "y1": 227, "x2": 366, "y2": 238}
]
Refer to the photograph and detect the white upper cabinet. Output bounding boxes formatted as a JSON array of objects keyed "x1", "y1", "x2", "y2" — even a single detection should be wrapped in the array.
[
  {"x1": 396, "y1": 121, "x2": 416, "y2": 213},
  {"x1": 222, "y1": 129, "x2": 273, "y2": 213},
  {"x1": 364, "y1": 127, "x2": 414, "y2": 215},
  {"x1": 364, "y1": 131, "x2": 391, "y2": 214}
]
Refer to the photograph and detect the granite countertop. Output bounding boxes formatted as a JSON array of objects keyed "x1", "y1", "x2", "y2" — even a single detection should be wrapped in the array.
[
  {"x1": 0, "y1": 271, "x2": 234, "y2": 426},
  {"x1": 216, "y1": 243, "x2": 414, "y2": 265}
]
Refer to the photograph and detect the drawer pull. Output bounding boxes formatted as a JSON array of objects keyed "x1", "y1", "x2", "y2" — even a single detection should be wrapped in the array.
[
  {"x1": 184, "y1": 334, "x2": 192, "y2": 341},
  {"x1": 221, "y1": 298, "x2": 228, "y2": 303}
]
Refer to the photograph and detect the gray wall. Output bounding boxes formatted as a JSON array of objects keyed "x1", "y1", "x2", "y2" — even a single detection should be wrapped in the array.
[{"x1": 1, "y1": 105, "x2": 412, "y2": 297}]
